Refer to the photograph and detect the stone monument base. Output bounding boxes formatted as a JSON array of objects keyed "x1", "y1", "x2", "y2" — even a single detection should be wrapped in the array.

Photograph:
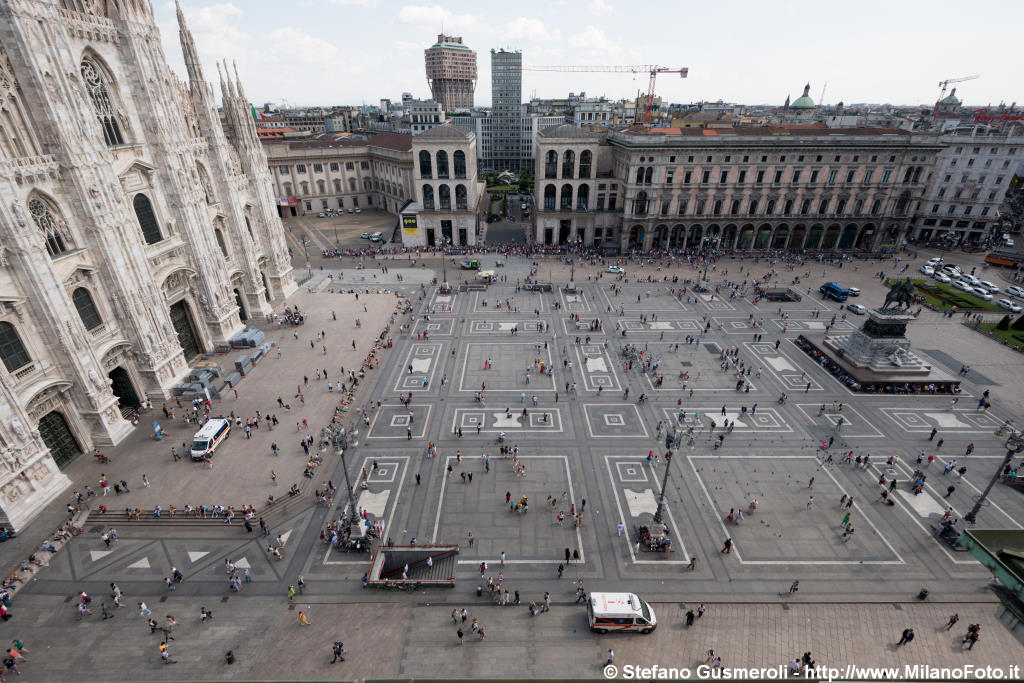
[{"x1": 794, "y1": 334, "x2": 960, "y2": 394}]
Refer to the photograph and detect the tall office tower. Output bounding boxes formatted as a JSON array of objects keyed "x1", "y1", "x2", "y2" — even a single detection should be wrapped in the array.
[
  {"x1": 490, "y1": 48, "x2": 522, "y2": 172},
  {"x1": 425, "y1": 34, "x2": 477, "y2": 112}
]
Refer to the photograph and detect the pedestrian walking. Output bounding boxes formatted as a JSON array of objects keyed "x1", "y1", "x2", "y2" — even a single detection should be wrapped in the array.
[
  {"x1": 606, "y1": 649, "x2": 614, "y2": 665},
  {"x1": 685, "y1": 609, "x2": 695, "y2": 626},
  {"x1": 331, "y1": 641, "x2": 345, "y2": 663},
  {"x1": 299, "y1": 611, "x2": 311, "y2": 626},
  {"x1": 287, "y1": 585, "x2": 295, "y2": 602},
  {"x1": 789, "y1": 580, "x2": 800, "y2": 594},
  {"x1": 720, "y1": 537, "x2": 733, "y2": 553},
  {"x1": 945, "y1": 613, "x2": 960, "y2": 630},
  {"x1": 896, "y1": 628, "x2": 915, "y2": 646}
]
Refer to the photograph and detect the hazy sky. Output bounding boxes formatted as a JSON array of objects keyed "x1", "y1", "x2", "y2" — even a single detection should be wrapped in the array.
[{"x1": 158, "y1": 0, "x2": 1022, "y2": 110}]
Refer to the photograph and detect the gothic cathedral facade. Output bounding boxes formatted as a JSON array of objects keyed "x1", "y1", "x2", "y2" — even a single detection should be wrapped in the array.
[{"x1": 0, "y1": 0, "x2": 296, "y2": 529}]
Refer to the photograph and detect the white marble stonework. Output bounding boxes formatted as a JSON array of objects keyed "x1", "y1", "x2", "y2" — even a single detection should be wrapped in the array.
[{"x1": 0, "y1": 0, "x2": 295, "y2": 529}]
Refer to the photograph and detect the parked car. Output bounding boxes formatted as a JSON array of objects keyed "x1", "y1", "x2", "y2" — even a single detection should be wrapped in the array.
[
  {"x1": 360, "y1": 232, "x2": 370, "y2": 239},
  {"x1": 521, "y1": 203, "x2": 528, "y2": 210},
  {"x1": 846, "y1": 287, "x2": 861, "y2": 297},
  {"x1": 1005, "y1": 285, "x2": 1024, "y2": 298},
  {"x1": 369, "y1": 232, "x2": 384, "y2": 242},
  {"x1": 927, "y1": 257, "x2": 943, "y2": 266},
  {"x1": 953, "y1": 280, "x2": 974, "y2": 292},
  {"x1": 847, "y1": 303, "x2": 867, "y2": 315},
  {"x1": 972, "y1": 287, "x2": 994, "y2": 301},
  {"x1": 998, "y1": 298, "x2": 1023, "y2": 313},
  {"x1": 317, "y1": 212, "x2": 325, "y2": 218},
  {"x1": 347, "y1": 208, "x2": 354, "y2": 213},
  {"x1": 978, "y1": 280, "x2": 1000, "y2": 293},
  {"x1": 941, "y1": 265, "x2": 962, "y2": 278},
  {"x1": 354, "y1": 207, "x2": 361, "y2": 213},
  {"x1": 607, "y1": 266, "x2": 625, "y2": 274},
  {"x1": 933, "y1": 272, "x2": 952, "y2": 284},
  {"x1": 920, "y1": 265, "x2": 935, "y2": 276},
  {"x1": 960, "y1": 274, "x2": 981, "y2": 287}
]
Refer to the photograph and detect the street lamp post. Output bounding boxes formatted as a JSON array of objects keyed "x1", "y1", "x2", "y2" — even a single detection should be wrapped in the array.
[
  {"x1": 441, "y1": 237, "x2": 449, "y2": 287},
  {"x1": 331, "y1": 425, "x2": 359, "y2": 524},
  {"x1": 653, "y1": 426, "x2": 695, "y2": 524},
  {"x1": 964, "y1": 431, "x2": 1024, "y2": 524}
]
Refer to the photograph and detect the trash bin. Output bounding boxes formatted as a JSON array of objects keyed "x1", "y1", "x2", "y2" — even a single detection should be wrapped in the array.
[
  {"x1": 476, "y1": 585, "x2": 483, "y2": 597},
  {"x1": 225, "y1": 650, "x2": 235, "y2": 664},
  {"x1": 917, "y1": 588, "x2": 929, "y2": 600}
]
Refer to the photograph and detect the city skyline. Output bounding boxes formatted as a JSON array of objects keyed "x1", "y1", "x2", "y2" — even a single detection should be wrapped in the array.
[{"x1": 157, "y1": 0, "x2": 1022, "y2": 110}]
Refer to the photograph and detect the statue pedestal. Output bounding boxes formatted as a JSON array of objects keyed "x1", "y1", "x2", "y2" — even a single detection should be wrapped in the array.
[
  {"x1": 824, "y1": 309, "x2": 929, "y2": 375},
  {"x1": 792, "y1": 308, "x2": 961, "y2": 393}
]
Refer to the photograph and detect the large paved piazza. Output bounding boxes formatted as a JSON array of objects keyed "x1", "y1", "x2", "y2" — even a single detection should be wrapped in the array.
[{"x1": 6, "y1": 248, "x2": 1024, "y2": 681}]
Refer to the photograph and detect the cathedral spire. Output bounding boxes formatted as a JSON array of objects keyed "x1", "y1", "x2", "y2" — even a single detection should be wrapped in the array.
[
  {"x1": 224, "y1": 60, "x2": 238, "y2": 99},
  {"x1": 176, "y1": 0, "x2": 204, "y2": 86},
  {"x1": 232, "y1": 60, "x2": 247, "y2": 101}
]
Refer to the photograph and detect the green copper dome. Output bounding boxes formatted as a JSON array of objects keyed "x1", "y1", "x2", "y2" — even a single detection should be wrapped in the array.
[
  {"x1": 940, "y1": 88, "x2": 960, "y2": 105},
  {"x1": 791, "y1": 83, "x2": 814, "y2": 109}
]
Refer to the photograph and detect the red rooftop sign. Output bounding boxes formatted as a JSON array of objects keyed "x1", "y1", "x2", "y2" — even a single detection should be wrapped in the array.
[{"x1": 973, "y1": 108, "x2": 1024, "y2": 122}]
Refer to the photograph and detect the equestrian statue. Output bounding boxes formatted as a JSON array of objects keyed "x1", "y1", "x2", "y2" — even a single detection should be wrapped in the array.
[{"x1": 881, "y1": 278, "x2": 915, "y2": 311}]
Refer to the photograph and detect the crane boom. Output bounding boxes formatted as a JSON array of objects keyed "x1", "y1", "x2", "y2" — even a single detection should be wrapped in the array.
[
  {"x1": 932, "y1": 75, "x2": 980, "y2": 124},
  {"x1": 514, "y1": 64, "x2": 689, "y2": 125}
]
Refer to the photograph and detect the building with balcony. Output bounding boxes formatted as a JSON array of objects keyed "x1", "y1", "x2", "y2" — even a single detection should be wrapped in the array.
[
  {"x1": 425, "y1": 34, "x2": 477, "y2": 112},
  {"x1": 532, "y1": 125, "x2": 945, "y2": 253},
  {"x1": 263, "y1": 134, "x2": 414, "y2": 216},
  {"x1": 0, "y1": 0, "x2": 295, "y2": 529},
  {"x1": 490, "y1": 48, "x2": 523, "y2": 172},
  {"x1": 402, "y1": 124, "x2": 483, "y2": 247},
  {"x1": 912, "y1": 126, "x2": 1024, "y2": 246},
  {"x1": 408, "y1": 100, "x2": 445, "y2": 135}
]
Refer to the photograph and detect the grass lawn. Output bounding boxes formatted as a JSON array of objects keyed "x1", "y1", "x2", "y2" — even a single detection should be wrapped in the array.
[
  {"x1": 908, "y1": 278, "x2": 1003, "y2": 311},
  {"x1": 485, "y1": 184, "x2": 518, "y2": 192},
  {"x1": 975, "y1": 321, "x2": 1024, "y2": 349}
]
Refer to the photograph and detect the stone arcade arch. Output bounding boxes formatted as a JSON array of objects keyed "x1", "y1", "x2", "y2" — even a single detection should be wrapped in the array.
[{"x1": 107, "y1": 366, "x2": 140, "y2": 411}]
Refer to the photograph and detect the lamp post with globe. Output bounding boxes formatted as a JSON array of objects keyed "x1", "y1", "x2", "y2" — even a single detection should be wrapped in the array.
[
  {"x1": 653, "y1": 426, "x2": 695, "y2": 524},
  {"x1": 964, "y1": 430, "x2": 1024, "y2": 525}
]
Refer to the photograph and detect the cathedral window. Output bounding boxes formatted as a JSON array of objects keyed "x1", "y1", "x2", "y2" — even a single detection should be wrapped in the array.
[
  {"x1": 29, "y1": 196, "x2": 74, "y2": 257},
  {"x1": 72, "y1": 288, "x2": 102, "y2": 330},
  {"x1": 0, "y1": 321, "x2": 31, "y2": 372},
  {"x1": 80, "y1": 57, "x2": 125, "y2": 146},
  {"x1": 133, "y1": 194, "x2": 163, "y2": 244},
  {"x1": 214, "y1": 228, "x2": 228, "y2": 258}
]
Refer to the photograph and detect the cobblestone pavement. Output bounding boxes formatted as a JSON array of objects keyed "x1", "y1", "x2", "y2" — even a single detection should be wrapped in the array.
[{"x1": 7, "y1": 245, "x2": 1024, "y2": 680}]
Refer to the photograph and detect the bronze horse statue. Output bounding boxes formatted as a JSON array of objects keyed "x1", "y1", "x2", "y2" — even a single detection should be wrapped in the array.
[{"x1": 882, "y1": 278, "x2": 916, "y2": 310}]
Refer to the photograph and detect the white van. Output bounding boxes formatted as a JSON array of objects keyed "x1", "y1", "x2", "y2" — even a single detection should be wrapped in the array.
[
  {"x1": 190, "y1": 418, "x2": 231, "y2": 460},
  {"x1": 587, "y1": 592, "x2": 657, "y2": 633}
]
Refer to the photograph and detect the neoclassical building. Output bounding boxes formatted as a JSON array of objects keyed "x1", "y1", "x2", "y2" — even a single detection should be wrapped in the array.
[
  {"x1": 533, "y1": 124, "x2": 945, "y2": 253},
  {"x1": 402, "y1": 124, "x2": 484, "y2": 247},
  {"x1": 0, "y1": 0, "x2": 295, "y2": 529}
]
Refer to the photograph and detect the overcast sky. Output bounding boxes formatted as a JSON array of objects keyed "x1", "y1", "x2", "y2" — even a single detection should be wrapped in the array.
[{"x1": 159, "y1": 0, "x2": 1022, "y2": 110}]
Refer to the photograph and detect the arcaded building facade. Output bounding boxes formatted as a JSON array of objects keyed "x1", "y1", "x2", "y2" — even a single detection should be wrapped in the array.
[
  {"x1": 533, "y1": 125, "x2": 945, "y2": 253},
  {"x1": 0, "y1": 0, "x2": 295, "y2": 529}
]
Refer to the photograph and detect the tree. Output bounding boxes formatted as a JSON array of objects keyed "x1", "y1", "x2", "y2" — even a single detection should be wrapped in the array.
[
  {"x1": 1012, "y1": 314, "x2": 1024, "y2": 331},
  {"x1": 997, "y1": 315, "x2": 1011, "y2": 331}
]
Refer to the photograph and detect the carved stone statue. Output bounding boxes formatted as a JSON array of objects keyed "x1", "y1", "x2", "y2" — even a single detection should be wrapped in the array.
[
  {"x1": 10, "y1": 200, "x2": 25, "y2": 226},
  {"x1": 88, "y1": 369, "x2": 104, "y2": 388},
  {"x1": 11, "y1": 419, "x2": 25, "y2": 440}
]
